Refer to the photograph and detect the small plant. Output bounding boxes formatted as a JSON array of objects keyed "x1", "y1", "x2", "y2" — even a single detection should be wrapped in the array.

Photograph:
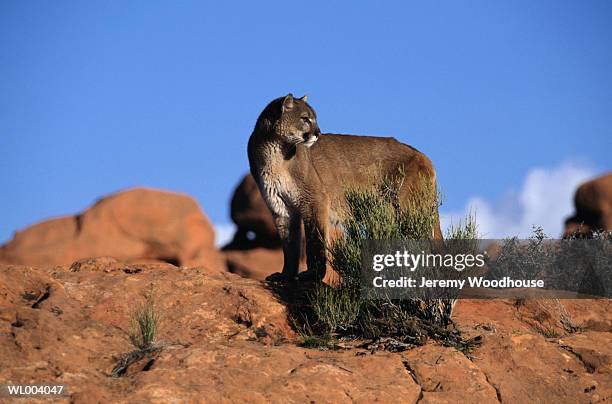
[
  {"x1": 111, "y1": 286, "x2": 164, "y2": 377},
  {"x1": 129, "y1": 287, "x2": 161, "y2": 350}
]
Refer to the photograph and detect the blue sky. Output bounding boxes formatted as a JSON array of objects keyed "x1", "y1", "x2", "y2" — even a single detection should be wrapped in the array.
[{"x1": 1, "y1": 1, "x2": 610, "y2": 243}]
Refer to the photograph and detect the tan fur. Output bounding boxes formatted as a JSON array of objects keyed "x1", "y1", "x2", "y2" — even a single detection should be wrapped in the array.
[{"x1": 248, "y1": 94, "x2": 442, "y2": 281}]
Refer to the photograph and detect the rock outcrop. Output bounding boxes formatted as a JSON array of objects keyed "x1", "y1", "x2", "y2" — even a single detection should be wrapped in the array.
[
  {"x1": 1, "y1": 260, "x2": 610, "y2": 402},
  {"x1": 2, "y1": 185, "x2": 611, "y2": 402},
  {"x1": 0, "y1": 188, "x2": 223, "y2": 269},
  {"x1": 564, "y1": 173, "x2": 612, "y2": 237},
  {"x1": 223, "y1": 174, "x2": 280, "y2": 250}
]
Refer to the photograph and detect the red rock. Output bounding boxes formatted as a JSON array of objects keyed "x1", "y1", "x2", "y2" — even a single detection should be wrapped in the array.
[
  {"x1": 0, "y1": 261, "x2": 611, "y2": 401},
  {"x1": 471, "y1": 330, "x2": 611, "y2": 402},
  {"x1": 0, "y1": 188, "x2": 224, "y2": 270},
  {"x1": 403, "y1": 344, "x2": 499, "y2": 403},
  {"x1": 564, "y1": 173, "x2": 612, "y2": 237},
  {"x1": 0, "y1": 261, "x2": 420, "y2": 402},
  {"x1": 453, "y1": 299, "x2": 612, "y2": 402},
  {"x1": 559, "y1": 332, "x2": 612, "y2": 374}
]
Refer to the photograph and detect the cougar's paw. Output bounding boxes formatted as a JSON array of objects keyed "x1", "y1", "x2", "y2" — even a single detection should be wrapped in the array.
[
  {"x1": 297, "y1": 270, "x2": 324, "y2": 282},
  {"x1": 265, "y1": 272, "x2": 295, "y2": 283}
]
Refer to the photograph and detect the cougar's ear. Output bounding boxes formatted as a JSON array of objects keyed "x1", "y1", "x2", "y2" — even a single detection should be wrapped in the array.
[
  {"x1": 282, "y1": 93, "x2": 294, "y2": 112},
  {"x1": 299, "y1": 95, "x2": 308, "y2": 102}
]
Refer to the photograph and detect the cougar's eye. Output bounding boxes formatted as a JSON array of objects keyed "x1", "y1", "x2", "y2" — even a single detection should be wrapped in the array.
[{"x1": 301, "y1": 116, "x2": 310, "y2": 122}]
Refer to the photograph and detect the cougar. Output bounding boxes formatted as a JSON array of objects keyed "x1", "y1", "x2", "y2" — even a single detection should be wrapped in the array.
[{"x1": 248, "y1": 94, "x2": 442, "y2": 282}]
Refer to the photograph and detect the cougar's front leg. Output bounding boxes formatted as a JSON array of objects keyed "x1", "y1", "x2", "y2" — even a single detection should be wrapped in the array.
[
  {"x1": 266, "y1": 214, "x2": 302, "y2": 282},
  {"x1": 301, "y1": 205, "x2": 329, "y2": 281}
]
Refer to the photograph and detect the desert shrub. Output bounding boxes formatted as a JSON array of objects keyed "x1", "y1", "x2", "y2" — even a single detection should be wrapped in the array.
[
  {"x1": 328, "y1": 174, "x2": 441, "y2": 291},
  {"x1": 306, "y1": 172, "x2": 479, "y2": 351},
  {"x1": 491, "y1": 228, "x2": 612, "y2": 297},
  {"x1": 491, "y1": 226, "x2": 553, "y2": 281},
  {"x1": 296, "y1": 171, "x2": 611, "y2": 352}
]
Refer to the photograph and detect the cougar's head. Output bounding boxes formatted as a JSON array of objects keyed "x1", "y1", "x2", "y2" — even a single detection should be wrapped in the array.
[{"x1": 255, "y1": 93, "x2": 321, "y2": 149}]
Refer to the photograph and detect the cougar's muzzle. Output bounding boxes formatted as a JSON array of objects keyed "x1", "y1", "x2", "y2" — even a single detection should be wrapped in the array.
[{"x1": 302, "y1": 126, "x2": 320, "y2": 148}]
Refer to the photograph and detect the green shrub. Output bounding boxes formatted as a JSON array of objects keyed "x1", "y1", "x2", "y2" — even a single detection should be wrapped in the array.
[{"x1": 307, "y1": 172, "x2": 479, "y2": 351}]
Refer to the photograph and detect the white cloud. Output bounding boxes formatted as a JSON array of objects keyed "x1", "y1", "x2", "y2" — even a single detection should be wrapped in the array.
[
  {"x1": 441, "y1": 162, "x2": 595, "y2": 238},
  {"x1": 214, "y1": 223, "x2": 236, "y2": 247}
]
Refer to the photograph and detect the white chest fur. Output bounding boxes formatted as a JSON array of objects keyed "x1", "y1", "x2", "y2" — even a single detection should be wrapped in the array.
[
  {"x1": 255, "y1": 144, "x2": 298, "y2": 219},
  {"x1": 259, "y1": 171, "x2": 293, "y2": 218}
]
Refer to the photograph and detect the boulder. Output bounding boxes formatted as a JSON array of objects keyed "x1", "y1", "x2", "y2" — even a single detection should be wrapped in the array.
[
  {"x1": 0, "y1": 188, "x2": 223, "y2": 270},
  {"x1": 224, "y1": 174, "x2": 280, "y2": 250},
  {"x1": 564, "y1": 173, "x2": 612, "y2": 237}
]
